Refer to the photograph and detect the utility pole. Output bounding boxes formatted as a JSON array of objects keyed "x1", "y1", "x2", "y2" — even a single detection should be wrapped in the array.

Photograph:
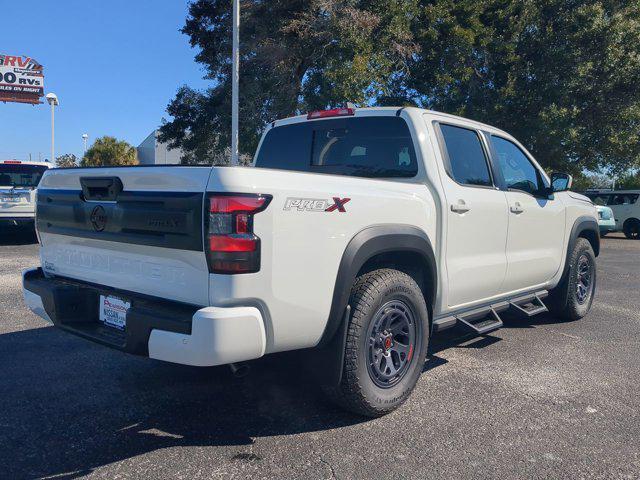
[{"x1": 231, "y1": 0, "x2": 240, "y2": 166}]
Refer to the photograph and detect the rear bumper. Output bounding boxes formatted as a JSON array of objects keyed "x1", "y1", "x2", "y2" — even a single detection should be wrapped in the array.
[
  {"x1": 22, "y1": 268, "x2": 266, "y2": 366},
  {"x1": 0, "y1": 216, "x2": 34, "y2": 227}
]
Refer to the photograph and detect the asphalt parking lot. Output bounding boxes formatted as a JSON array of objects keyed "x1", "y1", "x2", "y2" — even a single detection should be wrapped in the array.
[{"x1": 1, "y1": 230, "x2": 639, "y2": 479}]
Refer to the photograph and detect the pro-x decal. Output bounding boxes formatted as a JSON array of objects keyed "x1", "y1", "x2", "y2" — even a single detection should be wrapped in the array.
[{"x1": 284, "y1": 197, "x2": 351, "y2": 213}]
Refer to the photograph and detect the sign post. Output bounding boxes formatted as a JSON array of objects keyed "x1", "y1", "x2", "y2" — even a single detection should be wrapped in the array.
[
  {"x1": 46, "y1": 93, "x2": 59, "y2": 163},
  {"x1": 231, "y1": 0, "x2": 240, "y2": 166}
]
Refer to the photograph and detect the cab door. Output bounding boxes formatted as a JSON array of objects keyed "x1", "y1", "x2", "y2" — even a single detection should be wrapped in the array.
[
  {"x1": 433, "y1": 121, "x2": 509, "y2": 308},
  {"x1": 488, "y1": 135, "x2": 566, "y2": 291}
]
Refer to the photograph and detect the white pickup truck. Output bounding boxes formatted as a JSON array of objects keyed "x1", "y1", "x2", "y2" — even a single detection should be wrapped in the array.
[
  {"x1": 23, "y1": 107, "x2": 599, "y2": 416},
  {"x1": 0, "y1": 160, "x2": 49, "y2": 228}
]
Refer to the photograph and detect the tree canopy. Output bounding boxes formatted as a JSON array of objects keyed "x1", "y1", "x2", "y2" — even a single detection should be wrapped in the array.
[
  {"x1": 55, "y1": 153, "x2": 78, "y2": 168},
  {"x1": 160, "y1": 0, "x2": 640, "y2": 175},
  {"x1": 81, "y1": 136, "x2": 138, "y2": 167}
]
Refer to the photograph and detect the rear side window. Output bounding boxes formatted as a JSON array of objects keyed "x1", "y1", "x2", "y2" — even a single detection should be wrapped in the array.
[
  {"x1": 254, "y1": 117, "x2": 417, "y2": 178},
  {"x1": 609, "y1": 193, "x2": 639, "y2": 205},
  {"x1": 439, "y1": 124, "x2": 492, "y2": 187}
]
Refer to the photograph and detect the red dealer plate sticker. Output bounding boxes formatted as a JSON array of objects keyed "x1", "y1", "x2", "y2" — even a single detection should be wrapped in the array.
[{"x1": 99, "y1": 295, "x2": 130, "y2": 330}]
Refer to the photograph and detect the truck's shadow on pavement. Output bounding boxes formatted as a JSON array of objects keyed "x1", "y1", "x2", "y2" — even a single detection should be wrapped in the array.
[
  {"x1": 1, "y1": 326, "x2": 365, "y2": 479},
  {"x1": 2, "y1": 312, "x2": 566, "y2": 479}
]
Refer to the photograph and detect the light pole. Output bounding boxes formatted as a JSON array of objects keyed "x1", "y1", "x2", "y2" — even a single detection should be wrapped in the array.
[
  {"x1": 231, "y1": 0, "x2": 239, "y2": 166},
  {"x1": 82, "y1": 133, "x2": 89, "y2": 154},
  {"x1": 45, "y1": 93, "x2": 59, "y2": 162}
]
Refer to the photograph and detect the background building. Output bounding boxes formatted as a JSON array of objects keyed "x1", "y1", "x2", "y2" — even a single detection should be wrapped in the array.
[{"x1": 137, "y1": 130, "x2": 183, "y2": 165}]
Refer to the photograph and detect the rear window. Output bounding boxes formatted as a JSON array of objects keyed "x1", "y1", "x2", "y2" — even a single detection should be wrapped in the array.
[
  {"x1": 254, "y1": 117, "x2": 418, "y2": 178},
  {"x1": 0, "y1": 164, "x2": 48, "y2": 188}
]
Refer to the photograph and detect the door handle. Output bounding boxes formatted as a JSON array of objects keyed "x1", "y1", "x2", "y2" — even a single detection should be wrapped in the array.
[
  {"x1": 510, "y1": 202, "x2": 524, "y2": 214},
  {"x1": 451, "y1": 200, "x2": 470, "y2": 214}
]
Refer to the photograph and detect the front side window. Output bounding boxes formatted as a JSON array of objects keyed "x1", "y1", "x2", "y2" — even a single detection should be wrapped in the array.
[
  {"x1": 439, "y1": 124, "x2": 492, "y2": 187},
  {"x1": 491, "y1": 136, "x2": 543, "y2": 195},
  {"x1": 588, "y1": 194, "x2": 611, "y2": 206},
  {"x1": 255, "y1": 117, "x2": 417, "y2": 178}
]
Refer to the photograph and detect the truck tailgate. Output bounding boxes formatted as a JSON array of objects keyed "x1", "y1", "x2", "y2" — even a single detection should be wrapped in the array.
[{"x1": 36, "y1": 166, "x2": 211, "y2": 306}]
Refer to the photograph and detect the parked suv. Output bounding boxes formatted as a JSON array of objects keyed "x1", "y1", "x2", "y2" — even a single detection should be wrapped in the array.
[
  {"x1": 23, "y1": 107, "x2": 599, "y2": 416},
  {"x1": 0, "y1": 160, "x2": 49, "y2": 228},
  {"x1": 586, "y1": 190, "x2": 640, "y2": 239}
]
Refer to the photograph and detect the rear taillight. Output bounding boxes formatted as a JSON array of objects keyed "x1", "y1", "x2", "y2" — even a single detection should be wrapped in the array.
[{"x1": 206, "y1": 193, "x2": 271, "y2": 274}]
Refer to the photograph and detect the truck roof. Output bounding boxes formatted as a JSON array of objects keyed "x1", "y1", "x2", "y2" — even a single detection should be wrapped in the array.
[
  {"x1": 272, "y1": 106, "x2": 510, "y2": 136},
  {"x1": 1, "y1": 160, "x2": 51, "y2": 167}
]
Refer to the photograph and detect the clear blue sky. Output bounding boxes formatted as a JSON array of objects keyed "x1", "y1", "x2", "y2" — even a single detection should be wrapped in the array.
[{"x1": 0, "y1": 0, "x2": 209, "y2": 162}]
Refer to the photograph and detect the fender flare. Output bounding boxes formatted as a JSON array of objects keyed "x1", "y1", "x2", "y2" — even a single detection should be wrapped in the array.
[
  {"x1": 318, "y1": 224, "x2": 437, "y2": 347},
  {"x1": 549, "y1": 215, "x2": 599, "y2": 304},
  {"x1": 568, "y1": 215, "x2": 600, "y2": 258}
]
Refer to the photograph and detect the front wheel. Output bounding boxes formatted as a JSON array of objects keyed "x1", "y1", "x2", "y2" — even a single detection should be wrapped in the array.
[
  {"x1": 548, "y1": 238, "x2": 597, "y2": 320},
  {"x1": 323, "y1": 269, "x2": 429, "y2": 417}
]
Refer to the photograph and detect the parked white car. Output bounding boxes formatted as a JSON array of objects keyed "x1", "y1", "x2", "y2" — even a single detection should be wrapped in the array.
[
  {"x1": 586, "y1": 190, "x2": 640, "y2": 239},
  {"x1": 0, "y1": 160, "x2": 50, "y2": 228},
  {"x1": 23, "y1": 107, "x2": 599, "y2": 416}
]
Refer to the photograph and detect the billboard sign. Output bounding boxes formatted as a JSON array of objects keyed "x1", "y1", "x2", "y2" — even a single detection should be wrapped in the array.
[{"x1": 0, "y1": 54, "x2": 44, "y2": 105}]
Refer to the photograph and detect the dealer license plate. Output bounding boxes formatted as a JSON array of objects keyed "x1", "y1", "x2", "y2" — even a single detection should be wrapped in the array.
[{"x1": 99, "y1": 295, "x2": 130, "y2": 330}]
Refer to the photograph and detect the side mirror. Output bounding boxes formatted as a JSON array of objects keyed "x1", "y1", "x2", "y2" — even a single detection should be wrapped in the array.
[{"x1": 551, "y1": 172, "x2": 573, "y2": 192}]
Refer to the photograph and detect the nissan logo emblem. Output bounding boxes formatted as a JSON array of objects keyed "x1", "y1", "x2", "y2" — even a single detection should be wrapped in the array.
[{"x1": 90, "y1": 205, "x2": 107, "y2": 232}]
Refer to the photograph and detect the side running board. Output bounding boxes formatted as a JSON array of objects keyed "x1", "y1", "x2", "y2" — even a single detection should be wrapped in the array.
[
  {"x1": 509, "y1": 292, "x2": 548, "y2": 317},
  {"x1": 455, "y1": 307, "x2": 503, "y2": 335},
  {"x1": 432, "y1": 290, "x2": 549, "y2": 335}
]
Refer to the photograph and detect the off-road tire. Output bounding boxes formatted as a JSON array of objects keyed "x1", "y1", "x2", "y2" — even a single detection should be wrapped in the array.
[
  {"x1": 323, "y1": 269, "x2": 429, "y2": 417},
  {"x1": 548, "y1": 238, "x2": 597, "y2": 320}
]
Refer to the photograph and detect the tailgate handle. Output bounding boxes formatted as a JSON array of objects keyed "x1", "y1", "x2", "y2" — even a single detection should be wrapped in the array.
[{"x1": 80, "y1": 177, "x2": 123, "y2": 201}]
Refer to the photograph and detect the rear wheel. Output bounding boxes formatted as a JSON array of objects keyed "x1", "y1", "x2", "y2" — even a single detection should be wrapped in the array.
[
  {"x1": 623, "y1": 219, "x2": 640, "y2": 240},
  {"x1": 323, "y1": 269, "x2": 429, "y2": 417},
  {"x1": 548, "y1": 238, "x2": 596, "y2": 320}
]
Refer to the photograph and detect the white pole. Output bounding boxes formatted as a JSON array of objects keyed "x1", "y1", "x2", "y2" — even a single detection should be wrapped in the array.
[
  {"x1": 231, "y1": 0, "x2": 240, "y2": 166},
  {"x1": 50, "y1": 102, "x2": 55, "y2": 163}
]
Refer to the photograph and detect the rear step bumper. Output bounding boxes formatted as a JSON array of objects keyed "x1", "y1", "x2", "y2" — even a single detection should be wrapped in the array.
[
  {"x1": 0, "y1": 216, "x2": 35, "y2": 227},
  {"x1": 22, "y1": 268, "x2": 266, "y2": 367}
]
